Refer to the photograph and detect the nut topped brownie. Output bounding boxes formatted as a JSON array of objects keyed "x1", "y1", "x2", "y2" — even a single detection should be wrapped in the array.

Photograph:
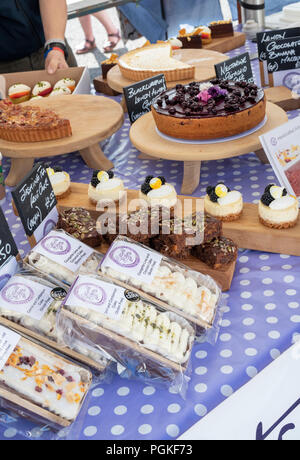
[
  {"x1": 57, "y1": 208, "x2": 102, "y2": 248},
  {"x1": 152, "y1": 79, "x2": 266, "y2": 140},
  {"x1": 193, "y1": 236, "x2": 238, "y2": 269}
]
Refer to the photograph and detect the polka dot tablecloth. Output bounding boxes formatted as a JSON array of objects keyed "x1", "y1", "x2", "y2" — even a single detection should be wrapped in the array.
[{"x1": 0, "y1": 40, "x2": 300, "y2": 440}]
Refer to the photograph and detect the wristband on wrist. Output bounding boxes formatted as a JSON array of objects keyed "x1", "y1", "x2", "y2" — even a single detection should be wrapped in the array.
[{"x1": 44, "y1": 41, "x2": 68, "y2": 60}]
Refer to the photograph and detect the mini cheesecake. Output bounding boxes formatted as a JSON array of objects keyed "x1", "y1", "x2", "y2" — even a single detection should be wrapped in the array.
[
  {"x1": 204, "y1": 183, "x2": 243, "y2": 221},
  {"x1": 54, "y1": 78, "x2": 76, "y2": 93},
  {"x1": 259, "y1": 184, "x2": 299, "y2": 229},
  {"x1": 88, "y1": 170, "x2": 125, "y2": 205},
  {"x1": 32, "y1": 81, "x2": 53, "y2": 97},
  {"x1": 8, "y1": 84, "x2": 31, "y2": 104},
  {"x1": 167, "y1": 37, "x2": 183, "y2": 50},
  {"x1": 139, "y1": 176, "x2": 177, "y2": 209},
  {"x1": 49, "y1": 87, "x2": 72, "y2": 97},
  {"x1": 47, "y1": 166, "x2": 71, "y2": 199}
]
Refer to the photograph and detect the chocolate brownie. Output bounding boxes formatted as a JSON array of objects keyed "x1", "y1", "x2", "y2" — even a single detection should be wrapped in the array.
[
  {"x1": 151, "y1": 238, "x2": 191, "y2": 260},
  {"x1": 193, "y1": 236, "x2": 238, "y2": 269},
  {"x1": 178, "y1": 35, "x2": 202, "y2": 49},
  {"x1": 57, "y1": 208, "x2": 102, "y2": 248},
  {"x1": 209, "y1": 20, "x2": 234, "y2": 38},
  {"x1": 97, "y1": 212, "x2": 120, "y2": 245}
]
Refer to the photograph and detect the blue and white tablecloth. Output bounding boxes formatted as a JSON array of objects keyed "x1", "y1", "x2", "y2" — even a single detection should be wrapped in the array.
[{"x1": 0, "y1": 40, "x2": 300, "y2": 440}]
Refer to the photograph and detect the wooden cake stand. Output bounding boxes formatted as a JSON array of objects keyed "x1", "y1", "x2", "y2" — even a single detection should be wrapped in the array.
[
  {"x1": 107, "y1": 49, "x2": 229, "y2": 111},
  {"x1": 1, "y1": 95, "x2": 124, "y2": 187},
  {"x1": 129, "y1": 102, "x2": 288, "y2": 195}
]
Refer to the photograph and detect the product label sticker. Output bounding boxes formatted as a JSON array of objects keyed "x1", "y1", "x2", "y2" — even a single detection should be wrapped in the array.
[
  {"x1": 102, "y1": 240, "x2": 162, "y2": 284},
  {"x1": 0, "y1": 276, "x2": 55, "y2": 321},
  {"x1": 34, "y1": 230, "x2": 94, "y2": 273},
  {"x1": 66, "y1": 275, "x2": 127, "y2": 320},
  {"x1": 0, "y1": 325, "x2": 21, "y2": 371}
]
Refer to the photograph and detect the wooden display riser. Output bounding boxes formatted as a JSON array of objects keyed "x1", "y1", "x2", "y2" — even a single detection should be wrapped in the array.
[
  {"x1": 57, "y1": 183, "x2": 237, "y2": 291},
  {"x1": 0, "y1": 95, "x2": 124, "y2": 187},
  {"x1": 203, "y1": 31, "x2": 246, "y2": 53},
  {"x1": 130, "y1": 102, "x2": 288, "y2": 195}
]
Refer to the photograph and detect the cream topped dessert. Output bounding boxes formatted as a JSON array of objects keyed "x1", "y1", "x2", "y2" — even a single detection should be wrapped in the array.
[
  {"x1": 8, "y1": 84, "x2": 31, "y2": 104},
  {"x1": 139, "y1": 176, "x2": 177, "y2": 208},
  {"x1": 259, "y1": 184, "x2": 299, "y2": 229},
  {"x1": 54, "y1": 78, "x2": 76, "y2": 93},
  {"x1": 32, "y1": 81, "x2": 53, "y2": 97},
  {"x1": 49, "y1": 87, "x2": 72, "y2": 97},
  {"x1": 46, "y1": 166, "x2": 71, "y2": 199},
  {"x1": 204, "y1": 182, "x2": 243, "y2": 221},
  {"x1": 88, "y1": 170, "x2": 125, "y2": 205}
]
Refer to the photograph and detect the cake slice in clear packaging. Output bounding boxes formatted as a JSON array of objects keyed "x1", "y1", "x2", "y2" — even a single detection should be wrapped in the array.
[
  {"x1": 99, "y1": 236, "x2": 225, "y2": 342},
  {"x1": 58, "y1": 273, "x2": 195, "y2": 396},
  {"x1": 24, "y1": 229, "x2": 102, "y2": 288},
  {"x1": 0, "y1": 325, "x2": 92, "y2": 429}
]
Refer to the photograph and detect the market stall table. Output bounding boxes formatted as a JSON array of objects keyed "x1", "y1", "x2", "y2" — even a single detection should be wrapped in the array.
[{"x1": 0, "y1": 37, "x2": 299, "y2": 441}]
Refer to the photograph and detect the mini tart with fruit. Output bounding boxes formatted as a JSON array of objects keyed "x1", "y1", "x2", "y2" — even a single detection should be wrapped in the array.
[
  {"x1": 166, "y1": 38, "x2": 183, "y2": 50},
  {"x1": 8, "y1": 84, "x2": 31, "y2": 104},
  {"x1": 88, "y1": 170, "x2": 125, "y2": 205},
  {"x1": 258, "y1": 184, "x2": 299, "y2": 229},
  {"x1": 204, "y1": 183, "x2": 243, "y2": 221},
  {"x1": 54, "y1": 78, "x2": 76, "y2": 93},
  {"x1": 101, "y1": 53, "x2": 119, "y2": 79},
  {"x1": 49, "y1": 87, "x2": 72, "y2": 97},
  {"x1": 139, "y1": 176, "x2": 177, "y2": 208},
  {"x1": 46, "y1": 166, "x2": 71, "y2": 199},
  {"x1": 32, "y1": 81, "x2": 53, "y2": 97}
]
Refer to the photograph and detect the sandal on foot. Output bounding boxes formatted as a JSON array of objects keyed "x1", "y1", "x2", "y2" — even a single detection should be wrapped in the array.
[
  {"x1": 76, "y1": 38, "x2": 96, "y2": 55},
  {"x1": 103, "y1": 33, "x2": 121, "y2": 53}
]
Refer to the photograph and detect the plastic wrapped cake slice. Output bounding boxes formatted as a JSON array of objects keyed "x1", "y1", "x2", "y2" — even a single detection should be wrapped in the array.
[
  {"x1": 24, "y1": 229, "x2": 102, "y2": 288},
  {"x1": 0, "y1": 328, "x2": 92, "y2": 426}
]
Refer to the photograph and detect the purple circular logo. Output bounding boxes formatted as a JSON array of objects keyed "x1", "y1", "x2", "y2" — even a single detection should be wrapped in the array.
[
  {"x1": 283, "y1": 72, "x2": 300, "y2": 90},
  {"x1": 2, "y1": 283, "x2": 34, "y2": 305},
  {"x1": 43, "y1": 220, "x2": 56, "y2": 238},
  {"x1": 74, "y1": 283, "x2": 106, "y2": 306},
  {"x1": 41, "y1": 235, "x2": 71, "y2": 255},
  {"x1": 109, "y1": 246, "x2": 140, "y2": 268}
]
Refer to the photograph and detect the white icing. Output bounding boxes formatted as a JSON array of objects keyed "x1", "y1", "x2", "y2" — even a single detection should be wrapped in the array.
[
  {"x1": 269, "y1": 195, "x2": 298, "y2": 210},
  {"x1": 8, "y1": 84, "x2": 31, "y2": 96},
  {"x1": 49, "y1": 172, "x2": 68, "y2": 185},
  {"x1": 96, "y1": 178, "x2": 123, "y2": 191},
  {"x1": 54, "y1": 78, "x2": 75, "y2": 90},
  {"x1": 32, "y1": 81, "x2": 52, "y2": 96},
  {"x1": 218, "y1": 190, "x2": 242, "y2": 206},
  {"x1": 168, "y1": 38, "x2": 183, "y2": 48},
  {"x1": 147, "y1": 184, "x2": 175, "y2": 198},
  {"x1": 49, "y1": 87, "x2": 71, "y2": 96}
]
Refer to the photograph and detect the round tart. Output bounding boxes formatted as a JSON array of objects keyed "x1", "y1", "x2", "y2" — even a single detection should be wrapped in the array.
[
  {"x1": 32, "y1": 81, "x2": 53, "y2": 97},
  {"x1": 259, "y1": 184, "x2": 299, "y2": 229},
  {"x1": 204, "y1": 183, "x2": 243, "y2": 221},
  {"x1": 152, "y1": 79, "x2": 266, "y2": 140},
  {"x1": 49, "y1": 87, "x2": 72, "y2": 97},
  {"x1": 139, "y1": 176, "x2": 177, "y2": 209},
  {"x1": 88, "y1": 170, "x2": 125, "y2": 205},
  {"x1": 8, "y1": 84, "x2": 31, "y2": 104},
  {"x1": 54, "y1": 78, "x2": 76, "y2": 93},
  {"x1": 46, "y1": 166, "x2": 71, "y2": 199}
]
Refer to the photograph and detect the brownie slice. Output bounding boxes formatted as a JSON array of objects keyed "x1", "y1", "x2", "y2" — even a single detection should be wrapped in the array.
[
  {"x1": 178, "y1": 35, "x2": 202, "y2": 49},
  {"x1": 192, "y1": 236, "x2": 238, "y2": 269},
  {"x1": 57, "y1": 208, "x2": 102, "y2": 248},
  {"x1": 151, "y1": 238, "x2": 191, "y2": 260},
  {"x1": 209, "y1": 20, "x2": 234, "y2": 38}
]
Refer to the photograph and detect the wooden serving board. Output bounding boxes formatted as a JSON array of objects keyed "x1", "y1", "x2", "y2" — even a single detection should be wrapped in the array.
[
  {"x1": 57, "y1": 182, "x2": 237, "y2": 292},
  {"x1": 203, "y1": 32, "x2": 246, "y2": 53}
]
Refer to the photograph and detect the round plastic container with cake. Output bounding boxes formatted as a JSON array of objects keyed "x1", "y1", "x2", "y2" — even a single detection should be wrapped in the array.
[{"x1": 151, "y1": 78, "x2": 266, "y2": 140}]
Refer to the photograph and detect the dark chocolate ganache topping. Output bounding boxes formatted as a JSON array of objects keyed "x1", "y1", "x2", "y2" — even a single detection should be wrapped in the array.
[{"x1": 152, "y1": 79, "x2": 264, "y2": 119}]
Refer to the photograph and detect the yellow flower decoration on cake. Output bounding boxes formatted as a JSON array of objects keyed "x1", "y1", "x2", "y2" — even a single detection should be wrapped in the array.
[
  {"x1": 270, "y1": 185, "x2": 283, "y2": 200},
  {"x1": 215, "y1": 184, "x2": 228, "y2": 198},
  {"x1": 150, "y1": 178, "x2": 162, "y2": 189},
  {"x1": 97, "y1": 171, "x2": 109, "y2": 182}
]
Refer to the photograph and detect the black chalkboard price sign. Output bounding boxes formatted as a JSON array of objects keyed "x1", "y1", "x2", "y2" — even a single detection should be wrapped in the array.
[
  {"x1": 0, "y1": 206, "x2": 18, "y2": 269},
  {"x1": 257, "y1": 28, "x2": 300, "y2": 63},
  {"x1": 215, "y1": 52, "x2": 254, "y2": 84},
  {"x1": 266, "y1": 36, "x2": 300, "y2": 73},
  {"x1": 123, "y1": 73, "x2": 167, "y2": 124},
  {"x1": 11, "y1": 163, "x2": 57, "y2": 238}
]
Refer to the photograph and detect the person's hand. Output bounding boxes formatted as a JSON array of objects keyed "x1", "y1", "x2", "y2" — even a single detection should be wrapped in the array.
[{"x1": 45, "y1": 49, "x2": 68, "y2": 74}]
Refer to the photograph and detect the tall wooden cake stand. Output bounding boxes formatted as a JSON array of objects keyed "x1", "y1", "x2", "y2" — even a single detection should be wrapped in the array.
[
  {"x1": 130, "y1": 102, "x2": 288, "y2": 195},
  {"x1": 1, "y1": 95, "x2": 124, "y2": 187},
  {"x1": 107, "y1": 49, "x2": 229, "y2": 112}
]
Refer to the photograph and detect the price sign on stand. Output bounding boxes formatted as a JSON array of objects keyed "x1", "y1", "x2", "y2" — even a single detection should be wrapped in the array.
[
  {"x1": 0, "y1": 206, "x2": 19, "y2": 289},
  {"x1": 215, "y1": 52, "x2": 254, "y2": 84},
  {"x1": 256, "y1": 28, "x2": 300, "y2": 87},
  {"x1": 265, "y1": 37, "x2": 300, "y2": 90},
  {"x1": 123, "y1": 73, "x2": 167, "y2": 124},
  {"x1": 11, "y1": 163, "x2": 58, "y2": 248}
]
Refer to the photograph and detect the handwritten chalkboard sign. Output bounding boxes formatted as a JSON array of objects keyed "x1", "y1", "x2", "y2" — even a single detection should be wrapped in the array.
[
  {"x1": 266, "y1": 36, "x2": 300, "y2": 73},
  {"x1": 0, "y1": 206, "x2": 18, "y2": 270},
  {"x1": 256, "y1": 28, "x2": 300, "y2": 86},
  {"x1": 11, "y1": 163, "x2": 57, "y2": 239},
  {"x1": 215, "y1": 52, "x2": 254, "y2": 84},
  {"x1": 123, "y1": 74, "x2": 167, "y2": 124}
]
